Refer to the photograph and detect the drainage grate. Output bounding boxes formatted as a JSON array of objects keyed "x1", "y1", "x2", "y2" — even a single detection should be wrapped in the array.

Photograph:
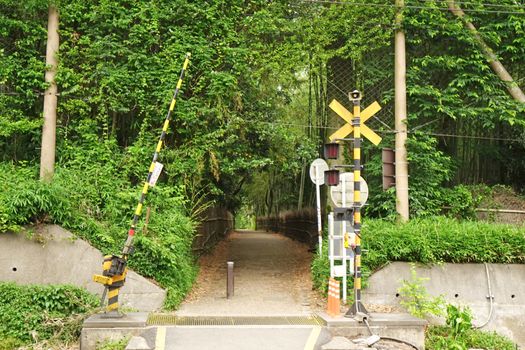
[{"x1": 147, "y1": 315, "x2": 325, "y2": 326}]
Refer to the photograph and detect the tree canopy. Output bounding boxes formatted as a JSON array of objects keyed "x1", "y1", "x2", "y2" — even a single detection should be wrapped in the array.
[{"x1": 0, "y1": 0, "x2": 524, "y2": 218}]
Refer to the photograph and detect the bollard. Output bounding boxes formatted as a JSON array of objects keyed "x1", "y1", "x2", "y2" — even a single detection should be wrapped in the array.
[{"x1": 227, "y1": 261, "x2": 234, "y2": 299}]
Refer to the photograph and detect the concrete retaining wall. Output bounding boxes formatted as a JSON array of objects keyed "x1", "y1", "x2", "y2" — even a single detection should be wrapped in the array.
[
  {"x1": 0, "y1": 225, "x2": 165, "y2": 311},
  {"x1": 364, "y1": 262, "x2": 525, "y2": 347}
]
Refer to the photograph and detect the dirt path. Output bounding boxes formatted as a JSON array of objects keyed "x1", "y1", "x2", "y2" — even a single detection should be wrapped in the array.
[{"x1": 176, "y1": 230, "x2": 323, "y2": 316}]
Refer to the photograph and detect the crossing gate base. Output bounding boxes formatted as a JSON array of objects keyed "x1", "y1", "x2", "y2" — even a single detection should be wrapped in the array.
[
  {"x1": 317, "y1": 312, "x2": 427, "y2": 350},
  {"x1": 80, "y1": 312, "x2": 149, "y2": 350}
]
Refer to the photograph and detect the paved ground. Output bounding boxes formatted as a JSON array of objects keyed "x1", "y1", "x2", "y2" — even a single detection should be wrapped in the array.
[
  {"x1": 159, "y1": 326, "x2": 330, "y2": 350},
  {"x1": 152, "y1": 231, "x2": 418, "y2": 349},
  {"x1": 177, "y1": 230, "x2": 322, "y2": 316},
  {"x1": 151, "y1": 326, "x2": 416, "y2": 350}
]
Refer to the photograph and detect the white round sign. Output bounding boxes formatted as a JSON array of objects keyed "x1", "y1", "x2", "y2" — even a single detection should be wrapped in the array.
[
  {"x1": 309, "y1": 158, "x2": 329, "y2": 185},
  {"x1": 330, "y1": 172, "x2": 369, "y2": 207}
]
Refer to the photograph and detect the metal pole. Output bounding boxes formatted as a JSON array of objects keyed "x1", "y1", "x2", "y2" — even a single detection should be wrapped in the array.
[
  {"x1": 329, "y1": 213, "x2": 334, "y2": 278},
  {"x1": 341, "y1": 177, "x2": 347, "y2": 303},
  {"x1": 227, "y1": 261, "x2": 234, "y2": 299},
  {"x1": 395, "y1": 0, "x2": 410, "y2": 221},
  {"x1": 315, "y1": 165, "x2": 323, "y2": 256},
  {"x1": 346, "y1": 90, "x2": 368, "y2": 317}
]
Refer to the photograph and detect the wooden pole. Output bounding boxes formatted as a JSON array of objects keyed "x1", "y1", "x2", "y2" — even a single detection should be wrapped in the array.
[
  {"x1": 40, "y1": 5, "x2": 59, "y2": 182},
  {"x1": 395, "y1": 0, "x2": 410, "y2": 221},
  {"x1": 447, "y1": 0, "x2": 525, "y2": 103}
]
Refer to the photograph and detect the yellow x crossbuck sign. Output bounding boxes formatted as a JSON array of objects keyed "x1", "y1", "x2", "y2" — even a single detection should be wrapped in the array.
[{"x1": 328, "y1": 99, "x2": 382, "y2": 146}]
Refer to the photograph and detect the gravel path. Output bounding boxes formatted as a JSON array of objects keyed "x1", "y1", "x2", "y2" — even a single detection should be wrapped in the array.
[{"x1": 176, "y1": 230, "x2": 323, "y2": 316}]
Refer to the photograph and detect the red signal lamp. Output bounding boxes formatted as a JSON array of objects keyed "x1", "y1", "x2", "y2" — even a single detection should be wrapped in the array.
[
  {"x1": 325, "y1": 169, "x2": 340, "y2": 186},
  {"x1": 323, "y1": 142, "x2": 340, "y2": 160}
]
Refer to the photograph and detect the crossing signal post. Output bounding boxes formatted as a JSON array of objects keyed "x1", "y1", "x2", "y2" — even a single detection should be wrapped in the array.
[{"x1": 323, "y1": 90, "x2": 382, "y2": 319}]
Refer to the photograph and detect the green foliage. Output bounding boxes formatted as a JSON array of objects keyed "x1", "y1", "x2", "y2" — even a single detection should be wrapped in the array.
[
  {"x1": 404, "y1": 0, "x2": 525, "y2": 189},
  {"x1": 0, "y1": 159, "x2": 197, "y2": 309},
  {"x1": 405, "y1": 134, "x2": 454, "y2": 217},
  {"x1": 311, "y1": 216, "x2": 525, "y2": 294},
  {"x1": 446, "y1": 304, "x2": 473, "y2": 339},
  {"x1": 441, "y1": 185, "x2": 479, "y2": 220},
  {"x1": 426, "y1": 306, "x2": 516, "y2": 350},
  {"x1": 366, "y1": 134, "x2": 485, "y2": 220},
  {"x1": 96, "y1": 337, "x2": 131, "y2": 350},
  {"x1": 0, "y1": 163, "x2": 70, "y2": 232},
  {"x1": 0, "y1": 282, "x2": 98, "y2": 345},
  {"x1": 398, "y1": 264, "x2": 446, "y2": 319},
  {"x1": 311, "y1": 236, "x2": 330, "y2": 292},
  {"x1": 0, "y1": 337, "x2": 22, "y2": 350}
]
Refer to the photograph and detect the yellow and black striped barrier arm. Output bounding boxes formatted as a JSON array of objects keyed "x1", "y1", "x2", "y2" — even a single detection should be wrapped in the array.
[
  {"x1": 122, "y1": 52, "x2": 191, "y2": 256},
  {"x1": 93, "y1": 53, "x2": 191, "y2": 314}
]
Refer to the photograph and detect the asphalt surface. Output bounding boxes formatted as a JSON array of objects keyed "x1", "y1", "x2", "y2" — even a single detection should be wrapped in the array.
[{"x1": 155, "y1": 325, "x2": 331, "y2": 350}]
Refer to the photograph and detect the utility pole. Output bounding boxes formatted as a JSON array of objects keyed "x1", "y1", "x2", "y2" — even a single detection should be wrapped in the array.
[
  {"x1": 395, "y1": 0, "x2": 410, "y2": 221},
  {"x1": 447, "y1": 0, "x2": 525, "y2": 103},
  {"x1": 40, "y1": 5, "x2": 59, "y2": 182}
]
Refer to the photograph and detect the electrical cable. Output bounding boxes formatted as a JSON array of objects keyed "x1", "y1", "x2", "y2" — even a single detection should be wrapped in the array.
[
  {"x1": 297, "y1": 0, "x2": 525, "y2": 15},
  {"x1": 414, "y1": 0, "x2": 525, "y2": 10},
  {"x1": 237, "y1": 118, "x2": 525, "y2": 143},
  {"x1": 474, "y1": 262, "x2": 495, "y2": 329},
  {"x1": 362, "y1": 317, "x2": 421, "y2": 350}
]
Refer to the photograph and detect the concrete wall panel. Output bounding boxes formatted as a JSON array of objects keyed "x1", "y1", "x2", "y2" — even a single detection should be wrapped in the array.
[
  {"x1": 364, "y1": 262, "x2": 525, "y2": 347},
  {"x1": 0, "y1": 225, "x2": 165, "y2": 311}
]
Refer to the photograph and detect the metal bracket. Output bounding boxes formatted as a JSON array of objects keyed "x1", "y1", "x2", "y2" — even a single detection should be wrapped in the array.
[{"x1": 333, "y1": 207, "x2": 354, "y2": 222}]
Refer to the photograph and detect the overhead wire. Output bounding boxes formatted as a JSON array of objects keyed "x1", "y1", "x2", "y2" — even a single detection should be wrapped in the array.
[
  {"x1": 414, "y1": 0, "x2": 525, "y2": 10},
  {"x1": 237, "y1": 118, "x2": 525, "y2": 143},
  {"x1": 297, "y1": 0, "x2": 525, "y2": 15}
]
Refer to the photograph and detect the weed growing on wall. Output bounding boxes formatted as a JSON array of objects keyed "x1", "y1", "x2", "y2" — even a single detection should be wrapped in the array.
[
  {"x1": 426, "y1": 305, "x2": 516, "y2": 350},
  {"x1": 398, "y1": 264, "x2": 446, "y2": 319}
]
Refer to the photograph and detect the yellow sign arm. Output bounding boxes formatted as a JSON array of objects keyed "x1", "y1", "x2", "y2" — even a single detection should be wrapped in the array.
[
  {"x1": 329, "y1": 100, "x2": 353, "y2": 123},
  {"x1": 361, "y1": 124, "x2": 382, "y2": 146},
  {"x1": 361, "y1": 101, "x2": 381, "y2": 122},
  {"x1": 329, "y1": 124, "x2": 353, "y2": 142}
]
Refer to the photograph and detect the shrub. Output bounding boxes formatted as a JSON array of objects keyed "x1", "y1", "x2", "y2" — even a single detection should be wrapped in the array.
[
  {"x1": 0, "y1": 282, "x2": 98, "y2": 345},
  {"x1": 426, "y1": 324, "x2": 516, "y2": 350},
  {"x1": 311, "y1": 217, "x2": 525, "y2": 295},
  {"x1": 0, "y1": 161, "x2": 198, "y2": 309}
]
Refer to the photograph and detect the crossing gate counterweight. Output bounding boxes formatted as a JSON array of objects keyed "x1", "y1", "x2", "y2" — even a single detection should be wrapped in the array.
[{"x1": 92, "y1": 53, "x2": 191, "y2": 317}]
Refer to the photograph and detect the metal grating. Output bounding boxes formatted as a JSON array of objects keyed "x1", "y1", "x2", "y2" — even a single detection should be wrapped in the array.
[{"x1": 147, "y1": 314, "x2": 325, "y2": 326}]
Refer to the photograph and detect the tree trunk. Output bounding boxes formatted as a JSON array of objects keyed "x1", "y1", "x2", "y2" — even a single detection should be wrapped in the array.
[
  {"x1": 447, "y1": 0, "x2": 525, "y2": 103},
  {"x1": 40, "y1": 5, "x2": 59, "y2": 182}
]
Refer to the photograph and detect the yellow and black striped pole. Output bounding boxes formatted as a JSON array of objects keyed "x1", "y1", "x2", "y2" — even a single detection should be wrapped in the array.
[
  {"x1": 122, "y1": 52, "x2": 191, "y2": 257},
  {"x1": 93, "y1": 53, "x2": 191, "y2": 315},
  {"x1": 347, "y1": 90, "x2": 368, "y2": 316}
]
